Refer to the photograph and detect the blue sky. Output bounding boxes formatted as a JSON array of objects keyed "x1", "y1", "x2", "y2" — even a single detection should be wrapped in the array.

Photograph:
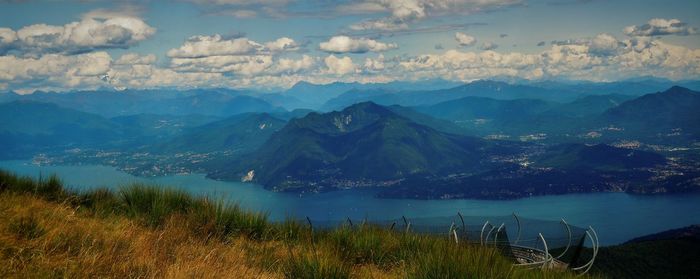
[{"x1": 0, "y1": 0, "x2": 699, "y2": 93}]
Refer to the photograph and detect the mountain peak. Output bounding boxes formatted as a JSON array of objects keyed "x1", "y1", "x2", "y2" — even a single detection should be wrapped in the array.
[{"x1": 664, "y1": 86, "x2": 696, "y2": 95}]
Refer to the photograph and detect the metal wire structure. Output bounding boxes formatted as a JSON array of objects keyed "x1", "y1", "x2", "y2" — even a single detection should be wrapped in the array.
[{"x1": 299, "y1": 213, "x2": 599, "y2": 275}]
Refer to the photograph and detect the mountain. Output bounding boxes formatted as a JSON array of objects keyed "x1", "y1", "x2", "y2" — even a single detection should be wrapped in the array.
[
  {"x1": 321, "y1": 80, "x2": 585, "y2": 111},
  {"x1": 208, "y1": 102, "x2": 489, "y2": 191},
  {"x1": 155, "y1": 113, "x2": 286, "y2": 154},
  {"x1": 416, "y1": 96, "x2": 554, "y2": 122},
  {"x1": 546, "y1": 94, "x2": 634, "y2": 117},
  {"x1": 0, "y1": 101, "x2": 123, "y2": 158},
  {"x1": 534, "y1": 144, "x2": 666, "y2": 171},
  {"x1": 3, "y1": 89, "x2": 285, "y2": 117},
  {"x1": 110, "y1": 114, "x2": 220, "y2": 139},
  {"x1": 286, "y1": 79, "x2": 463, "y2": 109},
  {"x1": 599, "y1": 86, "x2": 700, "y2": 141}
]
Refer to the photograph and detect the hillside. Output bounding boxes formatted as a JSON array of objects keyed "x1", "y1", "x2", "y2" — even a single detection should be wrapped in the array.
[
  {"x1": 208, "y1": 102, "x2": 490, "y2": 192},
  {"x1": 155, "y1": 113, "x2": 286, "y2": 153},
  {"x1": 0, "y1": 170, "x2": 584, "y2": 279},
  {"x1": 0, "y1": 101, "x2": 124, "y2": 158},
  {"x1": 599, "y1": 86, "x2": 700, "y2": 141},
  {"x1": 534, "y1": 144, "x2": 666, "y2": 171},
  {"x1": 586, "y1": 225, "x2": 700, "y2": 279}
]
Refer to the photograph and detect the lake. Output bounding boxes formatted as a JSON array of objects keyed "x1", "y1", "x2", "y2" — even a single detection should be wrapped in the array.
[{"x1": 2, "y1": 159, "x2": 699, "y2": 245}]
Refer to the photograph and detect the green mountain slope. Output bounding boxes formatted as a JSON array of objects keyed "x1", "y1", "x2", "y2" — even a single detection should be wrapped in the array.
[{"x1": 155, "y1": 113, "x2": 286, "y2": 153}]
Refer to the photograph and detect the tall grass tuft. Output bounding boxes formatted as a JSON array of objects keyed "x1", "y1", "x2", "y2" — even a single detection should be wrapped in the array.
[
  {"x1": 284, "y1": 251, "x2": 351, "y2": 279},
  {"x1": 119, "y1": 184, "x2": 194, "y2": 226},
  {"x1": 8, "y1": 213, "x2": 46, "y2": 239}
]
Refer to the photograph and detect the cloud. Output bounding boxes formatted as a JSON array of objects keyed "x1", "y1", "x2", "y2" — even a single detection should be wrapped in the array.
[
  {"x1": 167, "y1": 34, "x2": 262, "y2": 58},
  {"x1": 319, "y1": 36, "x2": 398, "y2": 53},
  {"x1": 480, "y1": 41, "x2": 498, "y2": 50},
  {"x1": 624, "y1": 18, "x2": 698, "y2": 37},
  {"x1": 340, "y1": 0, "x2": 521, "y2": 31},
  {"x1": 270, "y1": 55, "x2": 317, "y2": 74},
  {"x1": 364, "y1": 54, "x2": 386, "y2": 72},
  {"x1": 115, "y1": 53, "x2": 157, "y2": 65},
  {"x1": 324, "y1": 55, "x2": 357, "y2": 75},
  {"x1": 0, "y1": 14, "x2": 155, "y2": 56},
  {"x1": 455, "y1": 32, "x2": 476, "y2": 47},
  {"x1": 265, "y1": 37, "x2": 300, "y2": 52}
]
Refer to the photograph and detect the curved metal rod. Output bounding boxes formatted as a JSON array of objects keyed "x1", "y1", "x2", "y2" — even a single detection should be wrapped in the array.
[
  {"x1": 457, "y1": 212, "x2": 466, "y2": 232},
  {"x1": 485, "y1": 225, "x2": 498, "y2": 246},
  {"x1": 572, "y1": 226, "x2": 600, "y2": 275},
  {"x1": 480, "y1": 221, "x2": 492, "y2": 245},
  {"x1": 494, "y1": 223, "x2": 506, "y2": 246},
  {"x1": 538, "y1": 233, "x2": 551, "y2": 269},
  {"x1": 580, "y1": 227, "x2": 600, "y2": 275},
  {"x1": 405, "y1": 222, "x2": 412, "y2": 233},
  {"x1": 453, "y1": 228, "x2": 459, "y2": 244},
  {"x1": 556, "y1": 218, "x2": 573, "y2": 259},
  {"x1": 512, "y1": 213, "x2": 522, "y2": 245},
  {"x1": 346, "y1": 217, "x2": 353, "y2": 228},
  {"x1": 449, "y1": 222, "x2": 455, "y2": 236}
]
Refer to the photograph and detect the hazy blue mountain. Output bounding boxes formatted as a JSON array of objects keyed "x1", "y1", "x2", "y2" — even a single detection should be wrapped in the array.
[
  {"x1": 285, "y1": 79, "x2": 463, "y2": 108},
  {"x1": 598, "y1": 86, "x2": 700, "y2": 141},
  {"x1": 415, "y1": 96, "x2": 555, "y2": 122},
  {"x1": 546, "y1": 94, "x2": 634, "y2": 117},
  {"x1": 208, "y1": 102, "x2": 490, "y2": 191},
  {"x1": 110, "y1": 114, "x2": 221, "y2": 139},
  {"x1": 0, "y1": 101, "x2": 124, "y2": 158},
  {"x1": 2, "y1": 89, "x2": 285, "y2": 117},
  {"x1": 155, "y1": 113, "x2": 286, "y2": 153},
  {"x1": 321, "y1": 80, "x2": 588, "y2": 111}
]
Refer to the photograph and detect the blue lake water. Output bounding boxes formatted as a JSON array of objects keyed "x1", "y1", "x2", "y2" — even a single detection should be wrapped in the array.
[{"x1": 2, "y1": 159, "x2": 699, "y2": 245}]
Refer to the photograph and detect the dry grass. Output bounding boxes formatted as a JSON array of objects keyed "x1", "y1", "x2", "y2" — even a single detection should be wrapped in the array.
[{"x1": 0, "y1": 194, "x2": 277, "y2": 278}]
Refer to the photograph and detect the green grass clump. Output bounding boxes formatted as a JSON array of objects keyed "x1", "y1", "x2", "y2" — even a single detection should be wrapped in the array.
[{"x1": 284, "y1": 251, "x2": 351, "y2": 279}]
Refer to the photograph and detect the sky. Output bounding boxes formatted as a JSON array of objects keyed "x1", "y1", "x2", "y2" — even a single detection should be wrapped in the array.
[{"x1": 0, "y1": 0, "x2": 699, "y2": 93}]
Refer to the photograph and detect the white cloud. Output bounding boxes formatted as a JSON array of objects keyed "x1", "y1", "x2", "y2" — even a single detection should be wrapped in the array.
[
  {"x1": 624, "y1": 18, "x2": 698, "y2": 37},
  {"x1": 1, "y1": 15, "x2": 155, "y2": 56},
  {"x1": 364, "y1": 54, "x2": 386, "y2": 72},
  {"x1": 115, "y1": 53, "x2": 157, "y2": 65},
  {"x1": 319, "y1": 36, "x2": 398, "y2": 53},
  {"x1": 265, "y1": 37, "x2": 299, "y2": 52},
  {"x1": 455, "y1": 32, "x2": 476, "y2": 47},
  {"x1": 480, "y1": 41, "x2": 498, "y2": 50},
  {"x1": 271, "y1": 55, "x2": 317, "y2": 74},
  {"x1": 167, "y1": 34, "x2": 263, "y2": 58},
  {"x1": 340, "y1": 0, "x2": 521, "y2": 31},
  {"x1": 324, "y1": 55, "x2": 357, "y2": 75}
]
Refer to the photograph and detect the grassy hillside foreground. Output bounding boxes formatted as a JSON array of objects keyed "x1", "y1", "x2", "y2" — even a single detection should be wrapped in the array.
[{"x1": 0, "y1": 170, "x2": 587, "y2": 278}]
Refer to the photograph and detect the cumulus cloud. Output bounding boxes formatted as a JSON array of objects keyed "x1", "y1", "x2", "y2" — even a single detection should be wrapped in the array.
[
  {"x1": 340, "y1": 0, "x2": 521, "y2": 31},
  {"x1": 0, "y1": 15, "x2": 155, "y2": 56},
  {"x1": 319, "y1": 36, "x2": 398, "y2": 53},
  {"x1": 324, "y1": 55, "x2": 357, "y2": 75},
  {"x1": 480, "y1": 41, "x2": 498, "y2": 50},
  {"x1": 455, "y1": 32, "x2": 476, "y2": 46},
  {"x1": 167, "y1": 34, "x2": 262, "y2": 58},
  {"x1": 624, "y1": 18, "x2": 698, "y2": 37},
  {"x1": 115, "y1": 53, "x2": 157, "y2": 65},
  {"x1": 265, "y1": 37, "x2": 300, "y2": 52}
]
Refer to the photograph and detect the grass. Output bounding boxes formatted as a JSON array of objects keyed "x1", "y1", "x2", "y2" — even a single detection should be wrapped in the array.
[{"x1": 0, "y1": 169, "x2": 591, "y2": 278}]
